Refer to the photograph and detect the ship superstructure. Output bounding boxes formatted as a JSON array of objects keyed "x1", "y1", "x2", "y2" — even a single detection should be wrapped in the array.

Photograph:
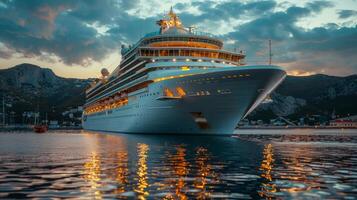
[{"x1": 82, "y1": 8, "x2": 286, "y2": 134}]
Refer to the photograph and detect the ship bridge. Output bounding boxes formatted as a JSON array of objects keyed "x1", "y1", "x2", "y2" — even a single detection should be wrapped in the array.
[{"x1": 120, "y1": 7, "x2": 244, "y2": 64}]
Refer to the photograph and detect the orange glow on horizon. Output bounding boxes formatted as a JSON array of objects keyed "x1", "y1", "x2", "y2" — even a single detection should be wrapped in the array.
[{"x1": 287, "y1": 70, "x2": 316, "y2": 76}]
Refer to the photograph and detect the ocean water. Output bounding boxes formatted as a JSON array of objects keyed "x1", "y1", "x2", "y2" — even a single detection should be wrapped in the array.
[{"x1": 0, "y1": 129, "x2": 356, "y2": 199}]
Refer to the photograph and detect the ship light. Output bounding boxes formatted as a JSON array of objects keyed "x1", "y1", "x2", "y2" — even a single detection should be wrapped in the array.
[
  {"x1": 198, "y1": 59, "x2": 202, "y2": 62},
  {"x1": 222, "y1": 61, "x2": 226, "y2": 64},
  {"x1": 211, "y1": 60, "x2": 214, "y2": 63},
  {"x1": 176, "y1": 87, "x2": 186, "y2": 97},
  {"x1": 164, "y1": 88, "x2": 174, "y2": 97},
  {"x1": 152, "y1": 59, "x2": 156, "y2": 62},
  {"x1": 181, "y1": 66, "x2": 190, "y2": 71},
  {"x1": 186, "y1": 58, "x2": 190, "y2": 62},
  {"x1": 173, "y1": 58, "x2": 176, "y2": 62}
]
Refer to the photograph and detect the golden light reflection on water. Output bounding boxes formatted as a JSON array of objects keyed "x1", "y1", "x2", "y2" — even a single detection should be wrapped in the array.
[
  {"x1": 162, "y1": 145, "x2": 190, "y2": 200},
  {"x1": 134, "y1": 143, "x2": 150, "y2": 199},
  {"x1": 173, "y1": 146, "x2": 189, "y2": 200},
  {"x1": 194, "y1": 147, "x2": 212, "y2": 199},
  {"x1": 278, "y1": 146, "x2": 317, "y2": 193},
  {"x1": 83, "y1": 152, "x2": 102, "y2": 199},
  {"x1": 0, "y1": 132, "x2": 354, "y2": 199},
  {"x1": 259, "y1": 142, "x2": 323, "y2": 198},
  {"x1": 259, "y1": 143, "x2": 277, "y2": 199},
  {"x1": 115, "y1": 151, "x2": 129, "y2": 194}
]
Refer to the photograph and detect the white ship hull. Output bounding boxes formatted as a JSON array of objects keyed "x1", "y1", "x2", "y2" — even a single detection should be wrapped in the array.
[{"x1": 83, "y1": 65, "x2": 286, "y2": 135}]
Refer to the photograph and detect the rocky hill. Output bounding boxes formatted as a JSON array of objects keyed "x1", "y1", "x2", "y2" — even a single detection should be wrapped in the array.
[
  {"x1": 250, "y1": 74, "x2": 357, "y2": 121},
  {"x1": 0, "y1": 63, "x2": 91, "y2": 122},
  {"x1": 0, "y1": 63, "x2": 356, "y2": 123}
]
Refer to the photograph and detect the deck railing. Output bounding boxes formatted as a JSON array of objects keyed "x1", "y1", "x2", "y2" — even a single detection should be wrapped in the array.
[
  {"x1": 122, "y1": 30, "x2": 219, "y2": 55},
  {"x1": 143, "y1": 30, "x2": 216, "y2": 38}
]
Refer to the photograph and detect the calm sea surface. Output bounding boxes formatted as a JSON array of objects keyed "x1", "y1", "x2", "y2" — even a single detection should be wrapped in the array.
[{"x1": 0, "y1": 129, "x2": 356, "y2": 199}]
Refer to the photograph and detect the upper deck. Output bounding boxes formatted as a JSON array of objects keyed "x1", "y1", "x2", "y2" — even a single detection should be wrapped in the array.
[
  {"x1": 121, "y1": 7, "x2": 226, "y2": 58},
  {"x1": 85, "y1": 8, "x2": 245, "y2": 96},
  {"x1": 121, "y1": 30, "x2": 223, "y2": 58}
]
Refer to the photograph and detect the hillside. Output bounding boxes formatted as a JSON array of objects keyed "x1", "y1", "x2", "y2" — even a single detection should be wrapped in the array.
[
  {"x1": 0, "y1": 63, "x2": 91, "y2": 122},
  {"x1": 250, "y1": 74, "x2": 357, "y2": 121}
]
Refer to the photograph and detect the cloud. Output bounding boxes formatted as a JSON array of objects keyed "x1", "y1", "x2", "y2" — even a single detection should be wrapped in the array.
[
  {"x1": 0, "y1": 43, "x2": 13, "y2": 59},
  {"x1": 286, "y1": 25, "x2": 357, "y2": 74},
  {"x1": 0, "y1": 0, "x2": 356, "y2": 76},
  {"x1": 222, "y1": 1, "x2": 357, "y2": 75},
  {"x1": 306, "y1": 1, "x2": 334, "y2": 12},
  {"x1": 0, "y1": 0, "x2": 137, "y2": 65},
  {"x1": 338, "y1": 9, "x2": 357, "y2": 19}
]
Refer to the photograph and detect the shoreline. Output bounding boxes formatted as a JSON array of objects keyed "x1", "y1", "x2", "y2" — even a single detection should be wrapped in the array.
[
  {"x1": 0, "y1": 126, "x2": 357, "y2": 136},
  {"x1": 237, "y1": 126, "x2": 357, "y2": 130},
  {"x1": 0, "y1": 126, "x2": 82, "y2": 132},
  {"x1": 1, "y1": 125, "x2": 357, "y2": 130}
]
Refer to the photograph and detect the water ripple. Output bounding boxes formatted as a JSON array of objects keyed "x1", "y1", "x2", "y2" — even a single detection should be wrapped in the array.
[{"x1": 0, "y1": 130, "x2": 356, "y2": 199}]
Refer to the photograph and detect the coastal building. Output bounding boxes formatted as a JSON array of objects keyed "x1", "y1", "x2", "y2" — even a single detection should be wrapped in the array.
[
  {"x1": 49, "y1": 120, "x2": 60, "y2": 129},
  {"x1": 330, "y1": 115, "x2": 357, "y2": 128},
  {"x1": 62, "y1": 106, "x2": 83, "y2": 127}
]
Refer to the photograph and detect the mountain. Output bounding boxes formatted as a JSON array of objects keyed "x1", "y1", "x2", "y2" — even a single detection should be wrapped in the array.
[
  {"x1": 0, "y1": 63, "x2": 356, "y2": 124},
  {"x1": 0, "y1": 63, "x2": 91, "y2": 122},
  {"x1": 250, "y1": 74, "x2": 357, "y2": 121},
  {"x1": 0, "y1": 63, "x2": 62, "y2": 89}
]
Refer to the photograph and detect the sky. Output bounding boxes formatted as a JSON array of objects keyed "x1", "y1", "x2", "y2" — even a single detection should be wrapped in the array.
[{"x1": 0, "y1": 0, "x2": 356, "y2": 78}]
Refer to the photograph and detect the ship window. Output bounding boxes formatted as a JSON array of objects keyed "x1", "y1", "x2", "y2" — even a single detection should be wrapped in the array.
[{"x1": 181, "y1": 66, "x2": 190, "y2": 71}]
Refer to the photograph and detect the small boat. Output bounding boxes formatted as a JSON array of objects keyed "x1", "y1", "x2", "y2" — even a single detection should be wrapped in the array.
[
  {"x1": 33, "y1": 125, "x2": 48, "y2": 133},
  {"x1": 33, "y1": 110, "x2": 48, "y2": 133}
]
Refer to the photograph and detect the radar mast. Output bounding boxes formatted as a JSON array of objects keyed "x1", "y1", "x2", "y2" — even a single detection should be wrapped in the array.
[{"x1": 156, "y1": 7, "x2": 184, "y2": 33}]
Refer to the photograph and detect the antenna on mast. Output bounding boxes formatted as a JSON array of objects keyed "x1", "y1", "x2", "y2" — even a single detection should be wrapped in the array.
[{"x1": 269, "y1": 39, "x2": 272, "y2": 65}]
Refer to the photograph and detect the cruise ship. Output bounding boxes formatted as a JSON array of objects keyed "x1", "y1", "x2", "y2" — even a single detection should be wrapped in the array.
[{"x1": 82, "y1": 8, "x2": 286, "y2": 134}]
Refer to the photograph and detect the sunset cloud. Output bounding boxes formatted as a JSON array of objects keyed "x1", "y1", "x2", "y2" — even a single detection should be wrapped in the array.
[{"x1": 0, "y1": 0, "x2": 356, "y2": 77}]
